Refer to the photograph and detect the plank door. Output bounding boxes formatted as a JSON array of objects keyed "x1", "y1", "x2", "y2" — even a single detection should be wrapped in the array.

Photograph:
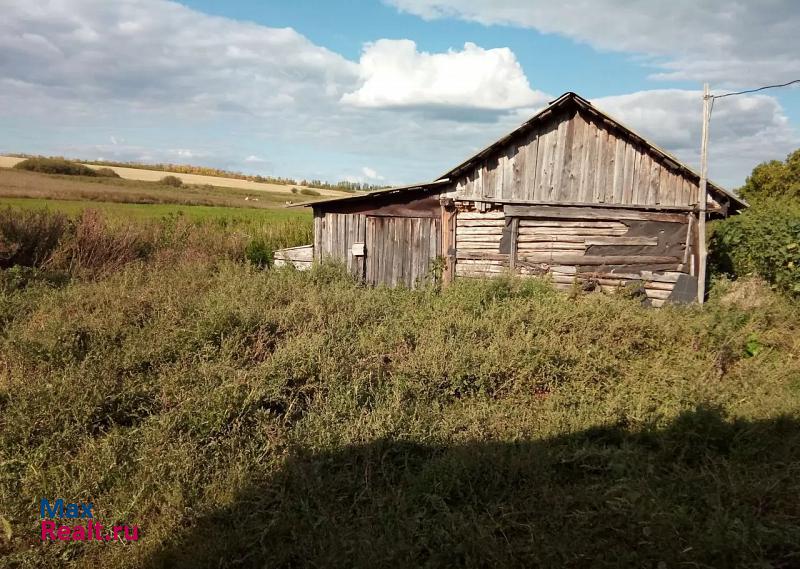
[{"x1": 365, "y1": 216, "x2": 442, "y2": 287}]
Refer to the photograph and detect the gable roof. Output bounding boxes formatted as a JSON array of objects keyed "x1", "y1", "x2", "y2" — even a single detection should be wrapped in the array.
[{"x1": 301, "y1": 92, "x2": 746, "y2": 210}]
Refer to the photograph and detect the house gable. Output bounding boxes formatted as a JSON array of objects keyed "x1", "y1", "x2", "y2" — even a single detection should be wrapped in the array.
[{"x1": 452, "y1": 103, "x2": 703, "y2": 209}]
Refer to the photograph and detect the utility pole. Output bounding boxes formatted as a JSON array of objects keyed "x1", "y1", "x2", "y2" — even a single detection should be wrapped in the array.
[{"x1": 697, "y1": 83, "x2": 710, "y2": 304}]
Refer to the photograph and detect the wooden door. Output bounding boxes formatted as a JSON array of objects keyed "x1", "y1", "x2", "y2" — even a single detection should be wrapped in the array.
[{"x1": 365, "y1": 216, "x2": 442, "y2": 287}]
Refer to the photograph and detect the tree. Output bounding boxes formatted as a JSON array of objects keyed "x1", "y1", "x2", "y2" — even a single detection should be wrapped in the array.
[{"x1": 738, "y1": 149, "x2": 800, "y2": 202}]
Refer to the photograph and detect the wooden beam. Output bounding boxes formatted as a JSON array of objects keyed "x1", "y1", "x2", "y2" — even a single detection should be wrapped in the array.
[
  {"x1": 504, "y1": 204, "x2": 687, "y2": 223},
  {"x1": 583, "y1": 236, "x2": 658, "y2": 246},
  {"x1": 460, "y1": 198, "x2": 695, "y2": 212},
  {"x1": 456, "y1": 251, "x2": 510, "y2": 261},
  {"x1": 517, "y1": 253, "x2": 681, "y2": 265},
  {"x1": 509, "y1": 217, "x2": 519, "y2": 271}
]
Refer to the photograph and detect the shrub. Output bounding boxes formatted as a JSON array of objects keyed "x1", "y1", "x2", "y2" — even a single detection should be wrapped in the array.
[
  {"x1": 291, "y1": 187, "x2": 299, "y2": 194},
  {"x1": 0, "y1": 207, "x2": 69, "y2": 269},
  {"x1": 244, "y1": 238, "x2": 273, "y2": 268},
  {"x1": 160, "y1": 175, "x2": 184, "y2": 187},
  {"x1": 13, "y1": 157, "x2": 97, "y2": 177},
  {"x1": 299, "y1": 188, "x2": 320, "y2": 196},
  {"x1": 709, "y1": 198, "x2": 800, "y2": 295},
  {"x1": 49, "y1": 209, "x2": 151, "y2": 278},
  {"x1": 94, "y1": 167, "x2": 121, "y2": 178}
]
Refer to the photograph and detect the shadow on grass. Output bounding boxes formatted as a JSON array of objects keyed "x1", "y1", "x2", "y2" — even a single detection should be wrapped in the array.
[{"x1": 147, "y1": 406, "x2": 800, "y2": 568}]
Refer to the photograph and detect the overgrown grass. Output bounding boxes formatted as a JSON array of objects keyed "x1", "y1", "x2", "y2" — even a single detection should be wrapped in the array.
[
  {"x1": 0, "y1": 248, "x2": 798, "y2": 567},
  {"x1": 0, "y1": 206, "x2": 312, "y2": 283},
  {"x1": 0, "y1": 197, "x2": 311, "y2": 222}
]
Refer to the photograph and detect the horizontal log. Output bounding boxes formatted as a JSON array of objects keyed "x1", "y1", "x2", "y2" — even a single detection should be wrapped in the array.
[
  {"x1": 457, "y1": 244, "x2": 501, "y2": 250},
  {"x1": 457, "y1": 211, "x2": 505, "y2": 220},
  {"x1": 645, "y1": 289, "x2": 672, "y2": 300},
  {"x1": 457, "y1": 259, "x2": 506, "y2": 266},
  {"x1": 577, "y1": 263, "x2": 685, "y2": 272},
  {"x1": 650, "y1": 299, "x2": 666, "y2": 307},
  {"x1": 517, "y1": 243, "x2": 586, "y2": 251},
  {"x1": 518, "y1": 228, "x2": 628, "y2": 236},
  {"x1": 456, "y1": 268, "x2": 506, "y2": 276},
  {"x1": 505, "y1": 205, "x2": 688, "y2": 223},
  {"x1": 457, "y1": 220, "x2": 506, "y2": 227},
  {"x1": 519, "y1": 220, "x2": 627, "y2": 229},
  {"x1": 554, "y1": 277, "x2": 675, "y2": 290},
  {"x1": 584, "y1": 236, "x2": 658, "y2": 246},
  {"x1": 455, "y1": 235, "x2": 503, "y2": 242},
  {"x1": 456, "y1": 227, "x2": 504, "y2": 235},
  {"x1": 457, "y1": 251, "x2": 510, "y2": 261},
  {"x1": 576, "y1": 271, "x2": 682, "y2": 283},
  {"x1": 514, "y1": 235, "x2": 586, "y2": 243},
  {"x1": 518, "y1": 254, "x2": 681, "y2": 265}
]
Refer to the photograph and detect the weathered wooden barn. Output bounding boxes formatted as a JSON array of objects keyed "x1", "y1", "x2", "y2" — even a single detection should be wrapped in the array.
[{"x1": 276, "y1": 92, "x2": 746, "y2": 305}]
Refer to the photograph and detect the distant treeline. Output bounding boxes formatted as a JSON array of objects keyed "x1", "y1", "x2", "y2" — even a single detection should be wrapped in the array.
[{"x1": 5, "y1": 154, "x2": 390, "y2": 192}]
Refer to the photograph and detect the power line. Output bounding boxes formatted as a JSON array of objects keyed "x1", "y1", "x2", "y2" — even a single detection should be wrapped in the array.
[{"x1": 711, "y1": 79, "x2": 800, "y2": 99}]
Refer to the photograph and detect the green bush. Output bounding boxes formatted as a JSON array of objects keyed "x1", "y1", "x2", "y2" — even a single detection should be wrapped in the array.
[
  {"x1": 299, "y1": 188, "x2": 320, "y2": 196},
  {"x1": 160, "y1": 175, "x2": 184, "y2": 187},
  {"x1": 12, "y1": 157, "x2": 97, "y2": 177},
  {"x1": 244, "y1": 238, "x2": 273, "y2": 268},
  {"x1": 710, "y1": 198, "x2": 800, "y2": 295},
  {"x1": 94, "y1": 167, "x2": 121, "y2": 178}
]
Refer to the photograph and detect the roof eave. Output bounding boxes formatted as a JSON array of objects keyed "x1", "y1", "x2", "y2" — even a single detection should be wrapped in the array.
[{"x1": 289, "y1": 178, "x2": 451, "y2": 208}]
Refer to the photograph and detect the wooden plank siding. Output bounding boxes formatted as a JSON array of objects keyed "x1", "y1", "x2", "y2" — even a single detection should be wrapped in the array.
[
  {"x1": 314, "y1": 211, "x2": 366, "y2": 278},
  {"x1": 454, "y1": 108, "x2": 698, "y2": 208},
  {"x1": 366, "y1": 216, "x2": 442, "y2": 287},
  {"x1": 274, "y1": 245, "x2": 313, "y2": 270}
]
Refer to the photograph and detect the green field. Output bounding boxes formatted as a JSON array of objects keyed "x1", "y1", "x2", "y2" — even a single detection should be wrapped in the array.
[{"x1": 0, "y1": 196, "x2": 310, "y2": 222}]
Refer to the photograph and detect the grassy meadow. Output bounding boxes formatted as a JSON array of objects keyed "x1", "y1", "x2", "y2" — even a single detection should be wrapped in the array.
[
  {"x1": 0, "y1": 196, "x2": 309, "y2": 223},
  {"x1": 0, "y1": 200, "x2": 798, "y2": 568}
]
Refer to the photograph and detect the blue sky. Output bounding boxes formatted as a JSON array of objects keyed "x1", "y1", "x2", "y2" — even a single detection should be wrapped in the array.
[{"x1": 2, "y1": 0, "x2": 799, "y2": 188}]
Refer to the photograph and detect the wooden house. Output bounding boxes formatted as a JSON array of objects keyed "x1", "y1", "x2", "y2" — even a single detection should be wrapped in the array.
[{"x1": 277, "y1": 92, "x2": 746, "y2": 305}]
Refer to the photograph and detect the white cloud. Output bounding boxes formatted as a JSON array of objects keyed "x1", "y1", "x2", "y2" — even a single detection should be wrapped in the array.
[
  {"x1": 386, "y1": 0, "x2": 800, "y2": 85},
  {"x1": 0, "y1": 0, "x2": 358, "y2": 118},
  {"x1": 361, "y1": 166, "x2": 384, "y2": 180},
  {"x1": 342, "y1": 40, "x2": 547, "y2": 115},
  {"x1": 244, "y1": 155, "x2": 265, "y2": 163}
]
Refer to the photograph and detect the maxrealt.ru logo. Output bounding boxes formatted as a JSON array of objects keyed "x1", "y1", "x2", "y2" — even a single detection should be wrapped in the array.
[{"x1": 39, "y1": 499, "x2": 139, "y2": 542}]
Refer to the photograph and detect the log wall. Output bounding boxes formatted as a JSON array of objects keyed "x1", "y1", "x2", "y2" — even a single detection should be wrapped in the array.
[{"x1": 454, "y1": 203, "x2": 697, "y2": 306}]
